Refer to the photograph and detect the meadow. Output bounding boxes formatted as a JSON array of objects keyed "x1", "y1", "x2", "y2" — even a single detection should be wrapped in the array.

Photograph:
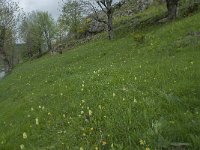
[{"x1": 0, "y1": 7, "x2": 200, "y2": 150}]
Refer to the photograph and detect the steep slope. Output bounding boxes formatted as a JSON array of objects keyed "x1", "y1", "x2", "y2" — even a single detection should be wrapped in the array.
[{"x1": 0, "y1": 12, "x2": 200, "y2": 149}]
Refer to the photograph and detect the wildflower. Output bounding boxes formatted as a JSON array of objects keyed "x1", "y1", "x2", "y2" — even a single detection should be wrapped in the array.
[
  {"x1": 89, "y1": 110, "x2": 92, "y2": 116},
  {"x1": 81, "y1": 100, "x2": 85, "y2": 103},
  {"x1": 48, "y1": 112, "x2": 51, "y2": 116},
  {"x1": 98, "y1": 105, "x2": 102, "y2": 110},
  {"x1": 82, "y1": 133, "x2": 86, "y2": 136},
  {"x1": 191, "y1": 61, "x2": 194, "y2": 65},
  {"x1": 63, "y1": 114, "x2": 66, "y2": 118},
  {"x1": 35, "y1": 118, "x2": 39, "y2": 125},
  {"x1": 82, "y1": 84, "x2": 84, "y2": 87},
  {"x1": 139, "y1": 139, "x2": 145, "y2": 145},
  {"x1": 80, "y1": 147, "x2": 84, "y2": 150},
  {"x1": 113, "y1": 93, "x2": 116, "y2": 97},
  {"x1": 31, "y1": 108, "x2": 34, "y2": 111},
  {"x1": 81, "y1": 111, "x2": 84, "y2": 115},
  {"x1": 135, "y1": 77, "x2": 137, "y2": 80},
  {"x1": 27, "y1": 115, "x2": 30, "y2": 118},
  {"x1": 23, "y1": 132, "x2": 27, "y2": 139},
  {"x1": 42, "y1": 106, "x2": 45, "y2": 110},
  {"x1": 102, "y1": 141, "x2": 107, "y2": 146},
  {"x1": 20, "y1": 144, "x2": 25, "y2": 149},
  {"x1": 39, "y1": 105, "x2": 42, "y2": 109},
  {"x1": 95, "y1": 147, "x2": 98, "y2": 150},
  {"x1": 134, "y1": 97, "x2": 137, "y2": 103},
  {"x1": 60, "y1": 93, "x2": 63, "y2": 96},
  {"x1": 146, "y1": 146, "x2": 150, "y2": 150},
  {"x1": 123, "y1": 98, "x2": 125, "y2": 101},
  {"x1": 81, "y1": 88, "x2": 84, "y2": 91},
  {"x1": 90, "y1": 128, "x2": 94, "y2": 131}
]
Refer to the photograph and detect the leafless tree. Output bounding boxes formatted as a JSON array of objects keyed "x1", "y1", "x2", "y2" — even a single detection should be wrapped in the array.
[{"x1": 85, "y1": 0, "x2": 125, "y2": 40}]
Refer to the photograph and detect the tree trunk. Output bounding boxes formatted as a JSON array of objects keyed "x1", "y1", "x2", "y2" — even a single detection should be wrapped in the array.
[
  {"x1": 166, "y1": 0, "x2": 179, "y2": 20},
  {"x1": 0, "y1": 26, "x2": 12, "y2": 72},
  {"x1": 107, "y1": 11, "x2": 114, "y2": 40}
]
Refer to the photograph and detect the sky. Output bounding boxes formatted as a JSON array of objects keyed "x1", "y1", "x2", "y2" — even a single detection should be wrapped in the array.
[{"x1": 13, "y1": 0, "x2": 62, "y2": 20}]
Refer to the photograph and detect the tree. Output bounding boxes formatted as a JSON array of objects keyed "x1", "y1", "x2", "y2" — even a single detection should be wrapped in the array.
[
  {"x1": 60, "y1": 0, "x2": 85, "y2": 39},
  {"x1": 20, "y1": 11, "x2": 56, "y2": 57},
  {"x1": 36, "y1": 12, "x2": 56, "y2": 52},
  {"x1": 20, "y1": 12, "x2": 44, "y2": 57},
  {"x1": 0, "y1": 0, "x2": 20, "y2": 72},
  {"x1": 85, "y1": 0, "x2": 125, "y2": 40},
  {"x1": 166, "y1": 0, "x2": 179, "y2": 20}
]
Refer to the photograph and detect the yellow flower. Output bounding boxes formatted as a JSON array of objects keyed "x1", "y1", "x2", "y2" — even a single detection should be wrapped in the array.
[
  {"x1": 35, "y1": 118, "x2": 39, "y2": 125},
  {"x1": 113, "y1": 93, "x2": 116, "y2": 97},
  {"x1": 23, "y1": 132, "x2": 27, "y2": 139},
  {"x1": 139, "y1": 139, "x2": 145, "y2": 145},
  {"x1": 146, "y1": 146, "x2": 150, "y2": 150},
  {"x1": 102, "y1": 141, "x2": 107, "y2": 146},
  {"x1": 89, "y1": 110, "x2": 92, "y2": 116},
  {"x1": 20, "y1": 144, "x2": 25, "y2": 149},
  {"x1": 80, "y1": 147, "x2": 84, "y2": 150}
]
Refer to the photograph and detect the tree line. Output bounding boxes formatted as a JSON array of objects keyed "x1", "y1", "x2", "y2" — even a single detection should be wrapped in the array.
[{"x1": 0, "y1": 0, "x2": 196, "y2": 72}]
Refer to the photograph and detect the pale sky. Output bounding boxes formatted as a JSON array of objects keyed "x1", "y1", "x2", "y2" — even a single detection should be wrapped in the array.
[{"x1": 13, "y1": 0, "x2": 62, "y2": 20}]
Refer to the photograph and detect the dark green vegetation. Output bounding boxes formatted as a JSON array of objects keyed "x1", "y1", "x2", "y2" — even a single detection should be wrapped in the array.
[{"x1": 0, "y1": 6, "x2": 200, "y2": 150}]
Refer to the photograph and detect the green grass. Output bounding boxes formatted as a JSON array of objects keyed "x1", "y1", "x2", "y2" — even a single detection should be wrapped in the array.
[{"x1": 0, "y1": 10, "x2": 200, "y2": 150}]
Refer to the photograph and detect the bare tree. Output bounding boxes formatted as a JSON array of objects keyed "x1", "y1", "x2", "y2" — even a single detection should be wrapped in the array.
[{"x1": 85, "y1": 0, "x2": 125, "y2": 40}]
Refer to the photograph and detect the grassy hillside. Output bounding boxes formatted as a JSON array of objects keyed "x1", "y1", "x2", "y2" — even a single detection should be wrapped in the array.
[{"x1": 0, "y1": 10, "x2": 200, "y2": 150}]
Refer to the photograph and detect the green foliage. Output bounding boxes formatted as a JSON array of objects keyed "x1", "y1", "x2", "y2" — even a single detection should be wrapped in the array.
[
  {"x1": 59, "y1": 0, "x2": 85, "y2": 37},
  {"x1": 0, "y1": 5, "x2": 200, "y2": 150},
  {"x1": 20, "y1": 11, "x2": 56, "y2": 58}
]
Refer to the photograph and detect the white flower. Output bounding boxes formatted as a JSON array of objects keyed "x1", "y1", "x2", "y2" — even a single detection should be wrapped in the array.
[
  {"x1": 23, "y1": 132, "x2": 27, "y2": 139},
  {"x1": 31, "y1": 108, "x2": 34, "y2": 111},
  {"x1": 38, "y1": 106, "x2": 41, "y2": 109},
  {"x1": 35, "y1": 118, "x2": 39, "y2": 125},
  {"x1": 81, "y1": 111, "x2": 84, "y2": 114}
]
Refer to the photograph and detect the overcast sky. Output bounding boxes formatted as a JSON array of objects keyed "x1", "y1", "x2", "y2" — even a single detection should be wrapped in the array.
[{"x1": 13, "y1": 0, "x2": 62, "y2": 20}]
